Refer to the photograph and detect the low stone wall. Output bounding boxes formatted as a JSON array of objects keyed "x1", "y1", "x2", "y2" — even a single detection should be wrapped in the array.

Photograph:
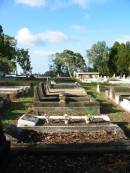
[
  {"x1": 32, "y1": 102, "x2": 100, "y2": 115},
  {"x1": 0, "y1": 86, "x2": 30, "y2": 99},
  {"x1": 102, "y1": 86, "x2": 130, "y2": 104},
  {"x1": 120, "y1": 98, "x2": 130, "y2": 112},
  {"x1": 17, "y1": 123, "x2": 123, "y2": 134},
  {"x1": 65, "y1": 96, "x2": 91, "y2": 102},
  {"x1": 33, "y1": 82, "x2": 100, "y2": 115}
]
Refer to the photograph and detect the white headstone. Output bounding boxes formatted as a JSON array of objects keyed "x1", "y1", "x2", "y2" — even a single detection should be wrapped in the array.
[{"x1": 97, "y1": 84, "x2": 100, "y2": 93}]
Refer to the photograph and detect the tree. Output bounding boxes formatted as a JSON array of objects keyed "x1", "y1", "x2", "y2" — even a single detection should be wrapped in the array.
[
  {"x1": 0, "y1": 25, "x2": 3, "y2": 35},
  {"x1": 116, "y1": 42, "x2": 130, "y2": 76},
  {"x1": 108, "y1": 41, "x2": 120, "y2": 76},
  {"x1": 0, "y1": 25, "x2": 17, "y2": 76},
  {"x1": 17, "y1": 49, "x2": 32, "y2": 76},
  {"x1": 108, "y1": 41, "x2": 130, "y2": 76},
  {"x1": 0, "y1": 25, "x2": 32, "y2": 77},
  {"x1": 86, "y1": 41, "x2": 109, "y2": 75},
  {"x1": 51, "y1": 49, "x2": 87, "y2": 77}
]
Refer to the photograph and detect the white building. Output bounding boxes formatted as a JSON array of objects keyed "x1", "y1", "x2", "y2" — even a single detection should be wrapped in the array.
[{"x1": 75, "y1": 72, "x2": 99, "y2": 82}]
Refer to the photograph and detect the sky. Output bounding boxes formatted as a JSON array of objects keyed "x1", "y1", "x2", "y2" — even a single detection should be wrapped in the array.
[{"x1": 0, "y1": 0, "x2": 130, "y2": 73}]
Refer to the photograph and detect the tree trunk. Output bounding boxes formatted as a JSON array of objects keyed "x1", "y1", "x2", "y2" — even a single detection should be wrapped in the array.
[{"x1": 67, "y1": 66, "x2": 72, "y2": 78}]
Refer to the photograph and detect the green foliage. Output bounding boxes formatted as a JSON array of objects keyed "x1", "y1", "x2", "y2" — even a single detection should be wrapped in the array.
[
  {"x1": 17, "y1": 49, "x2": 32, "y2": 76},
  {"x1": 0, "y1": 26, "x2": 17, "y2": 75},
  {"x1": 51, "y1": 49, "x2": 87, "y2": 77},
  {"x1": 1, "y1": 79, "x2": 43, "y2": 126},
  {"x1": 116, "y1": 42, "x2": 130, "y2": 76},
  {"x1": 108, "y1": 42, "x2": 120, "y2": 75},
  {"x1": 108, "y1": 41, "x2": 130, "y2": 76},
  {"x1": 0, "y1": 25, "x2": 32, "y2": 76},
  {"x1": 86, "y1": 41, "x2": 109, "y2": 75},
  {"x1": 87, "y1": 41, "x2": 130, "y2": 77}
]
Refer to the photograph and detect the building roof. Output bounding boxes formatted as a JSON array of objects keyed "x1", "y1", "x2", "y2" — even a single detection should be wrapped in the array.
[{"x1": 76, "y1": 72, "x2": 99, "y2": 75}]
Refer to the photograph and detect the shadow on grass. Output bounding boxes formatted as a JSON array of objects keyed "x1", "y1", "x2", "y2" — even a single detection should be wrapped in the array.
[
  {"x1": 87, "y1": 91, "x2": 122, "y2": 114},
  {"x1": 2, "y1": 88, "x2": 34, "y2": 121},
  {"x1": 100, "y1": 102, "x2": 123, "y2": 114},
  {"x1": 2, "y1": 101, "x2": 26, "y2": 120},
  {"x1": 87, "y1": 91, "x2": 97, "y2": 99},
  {"x1": 87, "y1": 91, "x2": 123, "y2": 114}
]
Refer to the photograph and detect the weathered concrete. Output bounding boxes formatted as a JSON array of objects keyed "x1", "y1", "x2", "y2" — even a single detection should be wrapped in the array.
[
  {"x1": 13, "y1": 123, "x2": 123, "y2": 134},
  {"x1": 32, "y1": 103, "x2": 100, "y2": 115},
  {"x1": 34, "y1": 82, "x2": 100, "y2": 115},
  {"x1": 120, "y1": 98, "x2": 130, "y2": 112}
]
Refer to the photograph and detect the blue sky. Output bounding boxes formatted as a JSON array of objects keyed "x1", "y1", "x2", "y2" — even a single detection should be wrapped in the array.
[{"x1": 0, "y1": 0, "x2": 130, "y2": 73}]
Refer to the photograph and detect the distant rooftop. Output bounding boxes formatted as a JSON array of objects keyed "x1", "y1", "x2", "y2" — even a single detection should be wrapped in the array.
[{"x1": 76, "y1": 72, "x2": 99, "y2": 75}]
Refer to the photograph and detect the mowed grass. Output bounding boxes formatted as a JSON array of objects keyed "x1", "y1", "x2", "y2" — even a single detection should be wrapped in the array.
[
  {"x1": 81, "y1": 82, "x2": 125, "y2": 113},
  {"x1": 81, "y1": 82, "x2": 130, "y2": 138},
  {"x1": 1, "y1": 79, "x2": 130, "y2": 138},
  {"x1": 0, "y1": 79, "x2": 43, "y2": 126}
]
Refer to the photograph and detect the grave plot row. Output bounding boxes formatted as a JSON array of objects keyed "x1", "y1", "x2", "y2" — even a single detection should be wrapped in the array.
[
  {"x1": 0, "y1": 86, "x2": 30, "y2": 99},
  {"x1": 49, "y1": 81, "x2": 79, "y2": 89},
  {"x1": 4, "y1": 122, "x2": 130, "y2": 154},
  {"x1": 16, "y1": 114, "x2": 110, "y2": 127},
  {"x1": 33, "y1": 82, "x2": 100, "y2": 115},
  {"x1": 97, "y1": 84, "x2": 130, "y2": 112},
  {"x1": 1, "y1": 80, "x2": 129, "y2": 158}
]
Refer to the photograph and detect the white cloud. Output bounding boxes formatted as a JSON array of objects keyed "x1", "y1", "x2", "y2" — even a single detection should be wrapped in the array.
[
  {"x1": 15, "y1": 27, "x2": 68, "y2": 45},
  {"x1": 39, "y1": 31, "x2": 68, "y2": 43},
  {"x1": 71, "y1": 0, "x2": 87, "y2": 7},
  {"x1": 32, "y1": 50, "x2": 56, "y2": 57},
  {"x1": 16, "y1": 28, "x2": 37, "y2": 45},
  {"x1": 70, "y1": 24, "x2": 86, "y2": 32},
  {"x1": 71, "y1": 0, "x2": 108, "y2": 7},
  {"x1": 16, "y1": 0, "x2": 47, "y2": 7},
  {"x1": 16, "y1": 0, "x2": 108, "y2": 8},
  {"x1": 115, "y1": 35, "x2": 130, "y2": 43}
]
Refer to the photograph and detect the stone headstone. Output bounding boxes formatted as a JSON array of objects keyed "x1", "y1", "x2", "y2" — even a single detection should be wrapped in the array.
[
  {"x1": 123, "y1": 74, "x2": 126, "y2": 80},
  {"x1": 112, "y1": 74, "x2": 116, "y2": 78},
  {"x1": 109, "y1": 87, "x2": 115, "y2": 99},
  {"x1": 115, "y1": 94, "x2": 120, "y2": 104},
  {"x1": 97, "y1": 84, "x2": 100, "y2": 93},
  {"x1": 105, "y1": 90, "x2": 109, "y2": 97},
  {"x1": 59, "y1": 93, "x2": 66, "y2": 106}
]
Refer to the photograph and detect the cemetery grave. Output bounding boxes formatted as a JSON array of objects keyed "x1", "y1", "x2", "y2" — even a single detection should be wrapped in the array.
[
  {"x1": 120, "y1": 97, "x2": 130, "y2": 112},
  {"x1": 3, "y1": 113, "x2": 129, "y2": 153},
  {"x1": 99, "y1": 85, "x2": 130, "y2": 112},
  {"x1": 3, "y1": 80, "x2": 129, "y2": 152},
  {"x1": 0, "y1": 85, "x2": 30, "y2": 99},
  {"x1": 32, "y1": 82, "x2": 100, "y2": 115},
  {"x1": 1, "y1": 80, "x2": 130, "y2": 172},
  {"x1": 7, "y1": 125, "x2": 127, "y2": 144},
  {"x1": 17, "y1": 114, "x2": 110, "y2": 126}
]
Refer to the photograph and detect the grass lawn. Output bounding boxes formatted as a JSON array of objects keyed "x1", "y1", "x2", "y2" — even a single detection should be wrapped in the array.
[
  {"x1": 81, "y1": 82, "x2": 130, "y2": 138},
  {"x1": 0, "y1": 79, "x2": 43, "y2": 126},
  {"x1": 1, "y1": 80, "x2": 130, "y2": 139}
]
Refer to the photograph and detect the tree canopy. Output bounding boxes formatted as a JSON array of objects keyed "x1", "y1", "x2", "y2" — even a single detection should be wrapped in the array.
[
  {"x1": 107, "y1": 41, "x2": 130, "y2": 76},
  {"x1": 17, "y1": 49, "x2": 32, "y2": 76},
  {"x1": 86, "y1": 41, "x2": 109, "y2": 75},
  {"x1": 0, "y1": 27, "x2": 17, "y2": 75},
  {"x1": 86, "y1": 41, "x2": 130, "y2": 76},
  {"x1": 50, "y1": 49, "x2": 87, "y2": 77},
  {"x1": 0, "y1": 25, "x2": 32, "y2": 76}
]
